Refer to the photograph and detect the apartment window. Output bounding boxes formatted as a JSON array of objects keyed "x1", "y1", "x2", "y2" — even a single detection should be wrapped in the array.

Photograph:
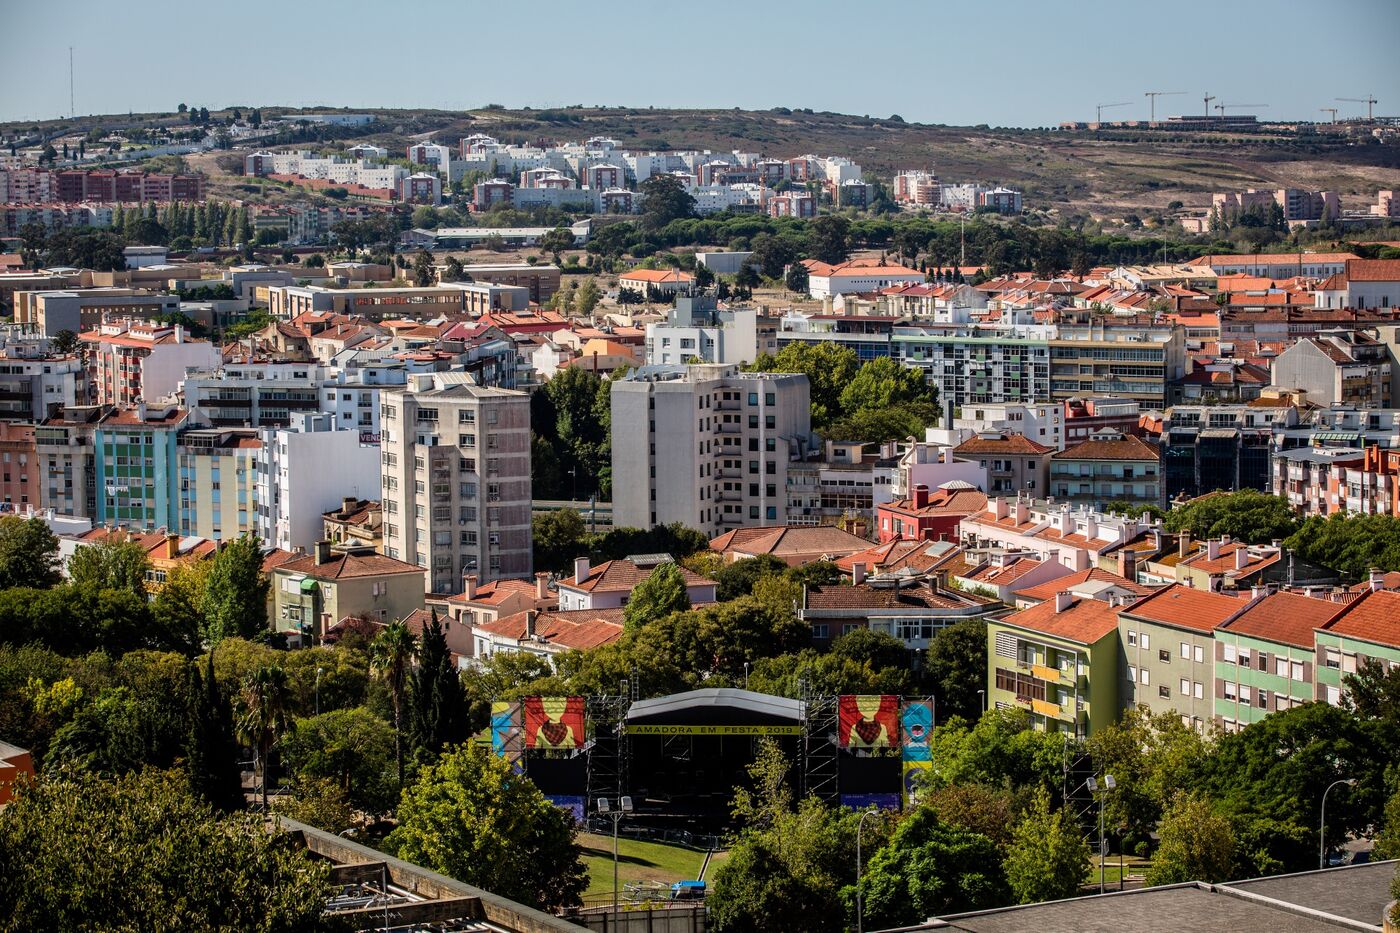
[
  {"x1": 764, "y1": 392, "x2": 775, "y2": 405},
  {"x1": 1158, "y1": 649, "x2": 1169, "y2": 663},
  {"x1": 1238, "y1": 648, "x2": 1252, "y2": 667},
  {"x1": 747, "y1": 393, "x2": 758, "y2": 405},
  {"x1": 1180, "y1": 678, "x2": 1190, "y2": 696},
  {"x1": 1158, "y1": 685, "x2": 1170, "y2": 699},
  {"x1": 1193, "y1": 681, "x2": 1204, "y2": 700},
  {"x1": 1194, "y1": 645, "x2": 1205, "y2": 663},
  {"x1": 458, "y1": 410, "x2": 475, "y2": 424},
  {"x1": 1224, "y1": 681, "x2": 1236, "y2": 701},
  {"x1": 748, "y1": 461, "x2": 758, "y2": 474},
  {"x1": 1238, "y1": 684, "x2": 1252, "y2": 702},
  {"x1": 1291, "y1": 660, "x2": 1304, "y2": 681},
  {"x1": 1139, "y1": 669, "x2": 1149, "y2": 685},
  {"x1": 748, "y1": 415, "x2": 759, "y2": 428},
  {"x1": 1223, "y1": 643, "x2": 1237, "y2": 663},
  {"x1": 1141, "y1": 633, "x2": 1149, "y2": 650},
  {"x1": 1276, "y1": 657, "x2": 1290, "y2": 678},
  {"x1": 1128, "y1": 665, "x2": 1137, "y2": 682},
  {"x1": 1127, "y1": 631, "x2": 1137, "y2": 647},
  {"x1": 1180, "y1": 642, "x2": 1190, "y2": 660},
  {"x1": 459, "y1": 433, "x2": 476, "y2": 447}
]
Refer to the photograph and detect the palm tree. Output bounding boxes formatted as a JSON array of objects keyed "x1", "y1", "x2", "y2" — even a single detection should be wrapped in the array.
[
  {"x1": 236, "y1": 664, "x2": 290, "y2": 810},
  {"x1": 370, "y1": 621, "x2": 417, "y2": 785}
]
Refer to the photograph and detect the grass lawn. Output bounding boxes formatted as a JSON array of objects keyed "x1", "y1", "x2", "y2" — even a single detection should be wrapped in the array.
[
  {"x1": 578, "y1": 832, "x2": 719, "y2": 899},
  {"x1": 1084, "y1": 854, "x2": 1152, "y2": 889}
]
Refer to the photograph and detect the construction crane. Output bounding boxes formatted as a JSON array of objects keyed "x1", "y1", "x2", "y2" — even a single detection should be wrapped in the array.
[
  {"x1": 1320, "y1": 107, "x2": 1338, "y2": 124},
  {"x1": 1203, "y1": 93, "x2": 1216, "y2": 119},
  {"x1": 1337, "y1": 96, "x2": 1379, "y2": 121},
  {"x1": 1144, "y1": 91, "x2": 1185, "y2": 122},
  {"x1": 1214, "y1": 103, "x2": 1267, "y2": 117},
  {"x1": 1095, "y1": 101, "x2": 1132, "y2": 123}
]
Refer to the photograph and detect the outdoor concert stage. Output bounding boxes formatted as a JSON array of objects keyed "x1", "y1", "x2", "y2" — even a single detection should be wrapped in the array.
[{"x1": 494, "y1": 688, "x2": 930, "y2": 832}]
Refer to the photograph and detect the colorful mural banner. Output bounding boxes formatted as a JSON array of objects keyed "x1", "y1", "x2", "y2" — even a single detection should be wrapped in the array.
[
  {"x1": 523, "y1": 696, "x2": 586, "y2": 749},
  {"x1": 900, "y1": 700, "x2": 933, "y2": 763},
  {"x1": 490, "y1": 701, "x2": 517, "y2": 757},
  {"x1": 838, "y1": 695, "x2": 900, "y2": 748}
]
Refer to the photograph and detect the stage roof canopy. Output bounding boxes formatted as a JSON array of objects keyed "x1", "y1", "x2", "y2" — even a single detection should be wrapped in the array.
[{"x1": 626, "y1": 688, "x2": 805, "y2": 730}]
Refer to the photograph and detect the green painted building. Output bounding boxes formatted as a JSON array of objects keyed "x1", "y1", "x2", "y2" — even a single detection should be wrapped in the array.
[
  {"x1": 1213, "y1": 591, "x2": 1344, "y2": 732},
  {"x1": 987, "y1": 592, "x2": 1121, "y2": 738},
  {"x1": 1314, "y1": 589, "x2": 1400, "y2": 707},
  {"x1": 93, "y1": 405, "x2": 190, "y2": 530}
]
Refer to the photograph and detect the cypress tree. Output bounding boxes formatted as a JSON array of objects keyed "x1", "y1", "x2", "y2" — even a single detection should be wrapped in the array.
[
  {"x1": 407, "y1": 611, "x2": 468, "y2": 760},
  {"x1": 184, "y1": 652, "x2": 244, "y2": 811}
]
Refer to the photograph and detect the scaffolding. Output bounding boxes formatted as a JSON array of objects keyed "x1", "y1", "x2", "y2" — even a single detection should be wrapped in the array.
[
  {"x1": 800, "y1": 690, "x2": 840, "y2": 805},
  {"x1": 585, "y1": 694, "x2": 630, "y2": 814}
]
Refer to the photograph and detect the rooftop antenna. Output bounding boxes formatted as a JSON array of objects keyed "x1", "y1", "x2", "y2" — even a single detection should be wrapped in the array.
[
  {"x1": 69, "y1": 47, "x2": 75, "y2": 118},
  {"x1": 1144, "y1": 91, "x2": 1184, "y2": 123},
  {"x1": 1337, "y1": 95, "x2": 1379, "y2": 121}
]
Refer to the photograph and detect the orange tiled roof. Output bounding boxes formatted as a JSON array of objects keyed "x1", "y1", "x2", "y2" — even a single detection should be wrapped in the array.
[
  {"x1": 1220, "y1": 591, "x2": 1345, "y2": 648},
  {"x1": 1013, "y1": 567, "x2": 1155, "y2": 602},
  {"x1": 709, "y1": 525, "x2": 872, "y2": 562},
  {"x1": 952, "y1": 435, "x2": 1054, "y2": 456},
  {"x1": 1001, "y1": 594, "x2": 1121, "y2": 645},
  {"x1": 619, "y1": 269, "x2": 694, "y2": 284},
  {"x1": 276, "y1": 550, "x2": 425, "y2": 580},
  {"x1": 883, "y1": 487, "x2": 989, "y2": 519},
  {"x1": 477, "y1": 607, "x2": 626, "y2": 651},
  {"x1": 563, "y1": 559, "x2": 711, "y2": 594},
  {"x1": 1322, "y1": 589, "x2": 1400, "y2": 648},
  {"x1": 1121, "y1": 583, "x2": 1248, "y2": 633},
  {"x1": 1346, "y1": 259, "x2": 1400, "y2": 282},
  {"x1": 1179, "y1": 542, "x2": 1280, "y2": 577},
  {"x1": 1052, "y1": 434, "x2": 1160, "y2": 463}
]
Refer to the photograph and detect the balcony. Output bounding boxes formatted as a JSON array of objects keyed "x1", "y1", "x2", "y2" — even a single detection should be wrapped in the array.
[{"x1": 1031, "y1": 699, "x2": 1063, "y2": 718}]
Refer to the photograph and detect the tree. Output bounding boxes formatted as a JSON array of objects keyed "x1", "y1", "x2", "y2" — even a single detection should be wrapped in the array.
[
  {"x1": 51, "y1": 329, "x2": 79, "y2": 355},
  {"x1": 1088, "y1": 705, "x2": 1210, "y2": 842},
  {"x1": 0, "y1": 515, "x2": 61, "y2": 589},
  {"x1": 532, "y1": 508, "x2": 587, "y2": 574},
  {"x1": 236, "y1": 664, "x2": 290, "y2": 810},
  {"x1": 177, "y1": 102, "x2": 188, "y2": 113},
  {"x1": 1285, "y1": 512, "x2": 1400, "y2": 582},
  {"x1": 1004, "y1": 786, "x2": 1092, "y2": 904},
  {"x1": 203, "y1": 535, "x2": 271, "y2": 643},
  {"x1": 748, "y1": 342, "x2": 860, "y2": 430},
  {"x1": 923, "y1": 619, "x2": 987, "y2": 722},
  {"x1": 281, "y1": 706, "x2": 397, "y2": 815},
  {"x1": 412, "y1": 248, "x2": 436, "y2": 287},
  {"x1": 369, "y1": 621, "x2": 417, "y2": 785},
  {"x1": 1164, "y1": 490, "x2": 1298, "y2": 545},
  {"x1": 441, "y1": 254, "x2": 465, "y2": 281},
  {"x1": 66, "y1": 538, "x2": 149, "y2": 597},
  {"x1": 810, "y1": 214, "x2": 851, "y2": 265},
  {"x1": 388, "y1": 744, "x2": 587, "y2": 912},
  {"x1": 715, "y1": 554, "x2": 788, "y2": 601},
  {"x1": 859, "y1": 807, "x2": 1010, "y2": 928},
  {"x1": 539, "y1": 226, "x2": 575, "y2": 263},
  {"x1": 184, "y1": 652, "x2": 243, "y2": 812},
  {"x1": 926, "y1": 708, "x2": 1065, "y2": 793},
  {"x1": 153, "y1": 562, "x2": 209, "y2": 650},
  {"x1": 0, "y1": 769, "x2": 330, "y2": 931},
  {"x1": 924, "y1": 784, "x2": 1018, "y2": 850},
  {"x1": 623, "y1": 561, "x2": 691, "y2": 631},
  {"x1": 639, "y1": 173, "x2": 697, "y2": 231},
  {"x1": 785, "y1": 261, "x2": 809, "y2": 294},
  {"x1": 1145, "y1": 793, "x2": 1236, "y2": 885},
  {"x1": 407, "y1": 612, "x2": 468, "y2": 762},
  {"x1": 574, "y1": 277, "x2": 601, "y2": 315},
  {"x1": 840, "y1": 356, "x2": 934, "y2": 414},
  {"x1": 1373, "y1": 785, "x2": 1400, "y2": 861}
]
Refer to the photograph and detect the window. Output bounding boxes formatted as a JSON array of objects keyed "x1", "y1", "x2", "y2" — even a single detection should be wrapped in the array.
[
  {"x1": 1193, "y1": 681, "x2": 1204, "y2": 699},
  {"x1": 1180, "y1": 678, "x2": 1190, "y2": 695},
  {"x1": 1158, "y1": 649, "x2": 1169, "y2": 663},
  {"x1": 1276, "y1": 657, "x2": 1290, "y2": 677},
  {"x1": 812, "y1": 624, "x2": 829, "y2": 639},
  {"x1": 1238, "y1": 684, "x2": 1252, "y2": 702},
  {"x1": 1127, "y1": 631, "x2": 1137, "y2": 647},
  {"x1": 1291, "y1": 660, "x2": 1305, "y2": 681},
  {"x1": 1158, "y1": 685, "x2": 1171, "y2": 699},
  {"x1": 1128, "y1": 665, "x2": 1137, "y2": 682},
  {"x1": 1180, "y1": 642, "x2": 1190, "y2": 660},
  {"x1": 1238, "y1": 648, "x2": 1252, "y2": 667},
  {"x1": 1141, "y1": 633, "x2": 1149, "y2": 650},
  {"x1": 1223, "y1": 643, "x2": 1237, "y2": 663},
  {"x1": 1224, "y1": 681, "x2": 1236, "y2": 701},
  {"x1": 1139, "y1": 669, "x2": 1149, "y2": 686}
]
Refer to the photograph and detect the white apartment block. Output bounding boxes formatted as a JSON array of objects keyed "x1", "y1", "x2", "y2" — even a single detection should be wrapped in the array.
[
  {"x1": 0, "y1": 355, "x2": 86, "y2": 422},
  {"x1": 254, "y1": 150, "x2": 406, "y2": 191},
  {"x1": 406, "y1": 143, "x2": 453, "y2": 170},
  {"x1": 645, "y1": 297, "x2": 758, "y2": 367},
  {"x1": 610, "y1": 364, "x2": 814, "y2": 537},
  {"x1": 255, "y1": 412, "x2": 381, "y2": 553},
  {"x1": 380, "y1": 373, "x2": 532, "y2": 593},
  {"x1": 178, "y1": 428, "x2": 259, "y2": 542},
  {"x1": 181, "y1": 361, "x2": 405, "y2": 433},
  {"x1": 954, "y1": 402, "x2": 1066, "y2": 450},
  {"x1": 894, "y1": 323, "x2": 1056, "y2": 410}
]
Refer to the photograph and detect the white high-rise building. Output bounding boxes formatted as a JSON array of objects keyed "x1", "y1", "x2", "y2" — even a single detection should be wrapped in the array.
[
  {"x1": 255, "y1": 413, "x2": 381, "y2": 553},
  {"x1": 611, "y1": 365, "x2": 814, "y2": 537},
  {"x1": 379, "y1": 374, "x2": 532, "y2": 593}
]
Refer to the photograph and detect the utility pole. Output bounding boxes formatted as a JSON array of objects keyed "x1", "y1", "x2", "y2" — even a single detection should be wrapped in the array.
[{"x1": 1144, "y1": 91, "x2": 1184, "y2": 123}]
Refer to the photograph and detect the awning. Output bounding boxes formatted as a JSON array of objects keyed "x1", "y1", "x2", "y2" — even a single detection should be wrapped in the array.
[{"x1": 624, "y1": 688, "x2": 804, "y2": 735}]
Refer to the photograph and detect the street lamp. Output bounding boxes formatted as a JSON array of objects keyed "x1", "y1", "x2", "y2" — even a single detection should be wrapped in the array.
[
  {"x1": 977, "y1": 689, "x2": 986, "y2": 716},
  {"x1": 597, "y1": 796, "x2": 633, "y2": 922},
  {"x1": 1086, "y1": 774, "x2": 1116, "y2": 894},
  {"x1": 315, "y1": 667, "x2": 324, "y2": 716},
  {"x1": 856, "y1": 807, "x2": 881, "y2": 933},
  {"x1": 743, "y1": 662, "x2": 750, "y2": 690},
  {"x1": 1319, "y1": 778, "x2": 1355, "y2": 869}
]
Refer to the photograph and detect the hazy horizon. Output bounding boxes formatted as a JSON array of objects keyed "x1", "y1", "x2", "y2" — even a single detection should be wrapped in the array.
[{"x1": 2, "y1": 0, "x2": 1397, "y2": 128}]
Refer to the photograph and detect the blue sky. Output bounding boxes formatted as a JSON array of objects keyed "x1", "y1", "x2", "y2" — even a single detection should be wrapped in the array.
[{"x1": 2, "y1": 0, "x2": 1397, "y2": 127}]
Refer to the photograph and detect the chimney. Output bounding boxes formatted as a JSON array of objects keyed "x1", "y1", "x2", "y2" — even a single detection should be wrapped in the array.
[
  {"x1": 853, "y1": 562, "x2": 867, "y2": 586},
  {"x1": 1251, "y1": 585, "x2": 1267, "y2": 600},
  {"x1": 341, "y1": 496, "x2": 358, "y2": 516},
  {"x1": 574, "y1": 556, "x2": 590, "y2": 585},
  {"x1": 1047, "y1": 547, "x2": 1060, "y2": 567},
  {"x1": 1083, "y1": 516, "x2": 1099, "y2": 541},
  {"x1": 136, "y1": 400, "x2": 148, "y2": 422},
  {"x1": 535, "y1": 571, "x2": 550, "y2": 601},
  {"x1": 463, "y1": 573, "x2": 477, "y2": 600},
  {"x1": 1207, "y1": 538, "x2": 1221, "y2": 561},
  {"x1": 1054, "y1": 591, "x2": 1074, "y2": 613},
  {"x1": 1179, "y1": 529, "x2": 1191, "y2": 558},
  {"x1": 992, "y1": 497, "x2": 1009, "y2": 520},
  {"x1": 174, "y1": 324, "x2": 185, "y2": 344},
  {"x1": 1370, "y1": 568, "x2": 1385, "y2": 592},
  {"x1": 313, "y1": 539, "x2": 331, "y2": 564},
  {"x1": 912, "y1": 484, "x2": 930, "y2": 510},
  {"x1": 1117, "y1": 548, "x2": 1137, "y2": 581},
  {"x1": 525, "y1": 609, "x2": 538, "y2": 639},
  {"x1": 1234, "y1": 546, "x2": 1250, "y2": 571},
  {"x1": 1012, "y1": 498, "x2": 1029, "y2": 524}
]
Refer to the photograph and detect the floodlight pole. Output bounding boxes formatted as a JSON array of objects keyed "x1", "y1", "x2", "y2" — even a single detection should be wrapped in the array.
[{"x1": 857, "y1": 806, "x2": 880, "y2": 933}]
